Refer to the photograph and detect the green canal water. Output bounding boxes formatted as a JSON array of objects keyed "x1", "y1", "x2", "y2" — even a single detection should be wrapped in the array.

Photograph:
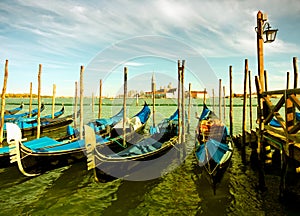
[{"x1": 0, "y1": 98, "x2": 299, "y2": 215}]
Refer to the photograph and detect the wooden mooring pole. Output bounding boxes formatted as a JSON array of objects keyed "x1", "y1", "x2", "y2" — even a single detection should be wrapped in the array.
[
  {"x1": 242, "y1": 59, "x2": 248, "y2": 164},
  {"x1": 29, "y1": 82, "x2": 33, "y2": 118},
  {"x1": 98, "y1": 79, "x2": 102, "y2": 119},
  {"x1": 286, "y1": 71, "x2": 290, "y2": 89},
  {"x1": 92, "y1": 93, "x2": 94, "y2": 113},
  {"x1": 74, "y1": 81, "x2": 78, "y2": 128},
  {"x1": 249, "y1": 70, "x2": 253, "y2": 130},
  {"x1": 255, "y1": 75, "x2": 266, "y2": 190},
  {"x1": 123, "y1": 67, "x2": 127, "y2": 147},
  {"x1": 152, "y1": 73, "x2": 156, "y2": 128},
  {"x1": 188, "y1": 83, "x2": 191, "y2": 134},
  {"x1": 0, "y1": 60, "x2": 8, "y2": 145},
  {"x1": 177, "y1": 60, "x2": 181, "y2": 145},
  {"x1": 219, "y1": 79, "x2": 222, "y2": 120},
  {"x1": 79, "y1": 66, "x2": 84, "y2": 140},
  {"x1": 212, "y1": 89, "x2": 215, "y2": 112},
  {"x1": 181, "y1": 60, "x2": 185, "y2": 145},
  {"x1": 223, "y1": 86, "x2": 226, "y2": 124},
  {"x1": 293, "y1": 57, "x2": 298, "y2": 88},
  {"x1": 203, "y1": 88, "x2": 206, "y2": 104},
  {"x1": 52, "y1": 84, "x2": 56, "y2": 119},
  {"x1": 264, "y1": 70, "x2": 268, "y2": 92},
  {"x1": 229, "y1": 65, "x2": 233, "y2": 138},
  {"x1": 36, "y1": 64, "x2": 42, "y2": 139}
]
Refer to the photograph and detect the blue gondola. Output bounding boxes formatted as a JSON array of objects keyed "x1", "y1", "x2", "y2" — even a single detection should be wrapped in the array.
[
  {"x1": 5, "y1": 103, "x2": 150, "y2": 176},
  {"x1": 85, "y1": 109, "x2": 178, "y2": 181},
  {"x1": 194, "y1": 104, "x2": 233, "y2": 185},
  {"x1": 4, "y1": 103, "x2": 24, "y2": 115}
]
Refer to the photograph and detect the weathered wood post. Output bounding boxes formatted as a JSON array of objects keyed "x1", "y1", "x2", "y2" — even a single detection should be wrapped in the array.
[
  {"x1": 29, "y1": 82, "x2": 33, "y2": 118},
  {"x1": 79, "y1": 66, "x2": 84, "y2": 140},
  {"x1": 257, "y1": 11, "x2": 265, "y2": 91},
  {"x1": 136, "y1": 93, "x2": 139, "y2": 106},
  {"x1": 229, "y1": 66, "x2": 233, "y2": 138},
  {"x1": 181, "y1": 60, "x2": 185, "y2": 145},
  {"x1": 152, "y1": 73, "x2": 156, "y2": 128},
  {"x1": 212, "y1": 89, "x2": 215, "y2": 112},
  {"x1": 177, "y1": 60, "x2": 181, "y2": 145},
  {"x1": 219, "y1": 79, "x2": 222, "y2": 120},
  {"x1": 188, "y1": 83, "x2": 192, "y2": 134},
  {"x1": 98, "y1": 79, "x2": 102, "y2": 119},
  {"x1": 74, "y1": 81, "x2": 78, "y2": 128},
  {"x1": 123, "y1": 67, "x2": 127, "y2": 147},
  {"x1": 0, "y1": 60, "x2": 8, "y2": 145},
  {"x1": 255, "y1": 75, "x2": 266, "y2": 190},
  {"x1": 36, "y1": 64, "x2": 42, "y2": 139},
  {"x1": 286, "y1": 72, "x2": 290, "y2": 89},
  {"x1": 92, "y1": 93, "x2": 94, "y2": 113},
  {"x1": 292, "y1": 57, "x2": 298, "y2": 125},
  {"x1": 293, "y1": 57, "x2": 298, "y2": 89},
  {"x1": 264, "y1": 70, "x2": 268, "y2": 92},
  {"x1": 242, "y1": 59, "x2": 248, "y2": 164},
  {"x1": 223, "y1": 86, "x2": 226, "y2": 123},
  {"x1": 203, "y1": 88, "x2": 206, "y2": 104},
  {"x1": 249, "y1": 70, "x2": 253, "y2": 130},
  {"x1": 52, "y1": 84, "x2": 56, "y2": 119}
]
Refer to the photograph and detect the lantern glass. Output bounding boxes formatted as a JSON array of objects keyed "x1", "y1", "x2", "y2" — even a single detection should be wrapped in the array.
[{"x1": 263, "y1": 29, "x2": 278, "y2": 43}]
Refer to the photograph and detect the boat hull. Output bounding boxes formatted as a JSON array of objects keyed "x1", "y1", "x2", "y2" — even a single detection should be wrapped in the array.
[{"x1": 94, "y1": 135, "x2": 178, "y2": 181}]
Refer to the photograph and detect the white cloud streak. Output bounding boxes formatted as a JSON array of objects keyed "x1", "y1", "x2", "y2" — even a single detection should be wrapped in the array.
[{"x1": 0, "y1": 0, "x2": 300, "y2": 95}]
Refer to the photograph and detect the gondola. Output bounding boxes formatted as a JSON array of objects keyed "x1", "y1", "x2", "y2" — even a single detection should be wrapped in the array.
[
  {"x1": 4, "y1": 103, "x2": 24, "y2": 115},
  {"x1": 85, "y1": 109, "x2": 179, "y2": 181},
  {"x1": 194, "y1": 104, "x2": 233, "y2": 185},
  {"x1": 0, "y1": 107, "x2": 122, "y2": 169},
  {"x1": 3, "y1": 103, "x2": 45, "y2": 122},
  {"x1": 3, "y1": 106, "x2": 70, "y2": 138},
  {"x1": 89, "y1": 102, "x2": 151, "y2": 153},
  {"x1": 5, "y1": 104, "x2": 150, "y2": 176}
]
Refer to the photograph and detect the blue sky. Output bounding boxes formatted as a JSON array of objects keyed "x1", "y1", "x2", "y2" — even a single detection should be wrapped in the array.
[{"x1": 0, "y1": 0, "x2": 300, "y2": 97}]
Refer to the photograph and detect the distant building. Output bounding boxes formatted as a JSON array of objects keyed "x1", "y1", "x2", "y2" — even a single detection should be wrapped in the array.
[
  {"x1": 166, "y1": 88, "x2": 177, "y2": 98},
  {"x1": 144, "y1": 75, "x2": 208, "y2": 99},
  {"x1": 191, "y1": 90, "x2": 208, "y2": 99}
]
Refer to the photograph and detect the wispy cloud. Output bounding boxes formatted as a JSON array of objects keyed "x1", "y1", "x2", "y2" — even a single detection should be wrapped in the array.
[{"x1": 0, "y1": 0, "x2": 300, "y2": 95}]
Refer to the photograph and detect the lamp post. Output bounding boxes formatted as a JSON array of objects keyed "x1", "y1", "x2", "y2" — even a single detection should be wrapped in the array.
[
  {"x1": 256, "y1": 11, "x2": 278, "y2": 90},
  {"x1": 255, "y1": 10, "x2": 278, "y2": 190}
]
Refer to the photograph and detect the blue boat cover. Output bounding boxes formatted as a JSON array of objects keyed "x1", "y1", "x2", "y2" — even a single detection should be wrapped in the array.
[
  {"x1": 134, "y1": 103, "x2": 151, "y2": 124},
  {"x1": 199, "y1": 104, "x2": 210, "y2": 120},
  {"x1": 26, "y1": 135, "x2": 107, "y2": 153},
  {"x1": 270, "y1": 112, "x2": 300, "y2": 127},
  {"x1": 0, "y1": 146, "x2": 9, "y2": 155},
  {"x1": 196, "y1": 138, "x2": 229, "y2": 164}
]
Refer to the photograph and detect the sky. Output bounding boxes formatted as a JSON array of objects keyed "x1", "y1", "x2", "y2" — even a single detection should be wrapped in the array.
[{"x1": 0, "y1": 0, "x2": 300, "y2": 97}]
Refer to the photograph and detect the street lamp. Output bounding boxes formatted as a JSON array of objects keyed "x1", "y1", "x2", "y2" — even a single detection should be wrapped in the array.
[
  {"x1": 263, "y1": 22, "x2": 278, "y2": 43},
  {"x1": 256, "y1": 11, "x2": 278, "y2": 91}
]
